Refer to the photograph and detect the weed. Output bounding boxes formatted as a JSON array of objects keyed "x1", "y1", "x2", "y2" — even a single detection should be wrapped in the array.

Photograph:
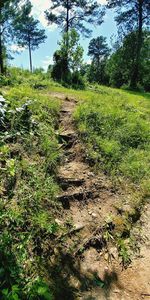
[
  {"x1": 117, "y1": 239, "x2": 131, "y2": 267},
  {"x1": 0, "y1": 78, "x2": 61, "y2": 298},
  {"x1": 74, "y1": 86, "x2": 150, "y2": 195}
]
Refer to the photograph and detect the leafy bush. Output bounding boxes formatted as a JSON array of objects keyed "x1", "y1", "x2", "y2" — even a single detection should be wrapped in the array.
[
  {"x1": 0, "y1": 75, "x2": 10, "y2": 87},
  {"x1": 71, "y1": 71, "x2": 85, "y2": 90}
]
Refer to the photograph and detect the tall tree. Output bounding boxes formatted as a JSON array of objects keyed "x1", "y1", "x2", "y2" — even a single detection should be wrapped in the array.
[
  {"x1": 52, "y1": 29, "x2": 84, "y2": 83},
  {"x1": 106, "y1": 30, "x2": 150, "y2": 90},
  {"x1": 107, "y1": 0, "x2": 150, "y2": 88},
  {"x1": 14, "y1": 1, "x2": 47, "y2": 72},
  {"x1": 45, "y1": 0, "x2": 105, "y2": 36},
  {"x1": 88, "y1": 36, "x2": 110, "y2": 83},
  {"x1": 45, "y1": 0, "x2": 105, "y2": 74},
  {"x1": 0, "y1": 0, "x2": 21, "y2": 74},
  {"x1": 88, "y1": 36, "x2": 110, "y2": 63}
]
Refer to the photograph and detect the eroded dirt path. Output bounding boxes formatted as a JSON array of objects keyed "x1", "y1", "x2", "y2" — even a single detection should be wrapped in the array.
[
  {"x1": 51, "y1": 94, "x2": 150, "y2": 300},
  {"x1": 56, "y1": 96, "x2": 117, "y2": 240}
]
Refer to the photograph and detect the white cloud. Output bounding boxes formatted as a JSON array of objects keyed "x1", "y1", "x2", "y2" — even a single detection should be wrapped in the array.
[
  {"x1": 86, "y1": 59, "x2": 92, "y2": 65},
  {"x1": 42, "y1": 55, "x2": 53, "y2": 70},
  {"x1": 97, "y1": 0, "x2": 107, "y2": 4},
  {"x1": 10, "y1": 44, "x2": 26, "y2": 53},
  {"x1": 30, "y1": 0, "x2": 107, "y2": 30},
  {"x1": 31, "y1": 0, "x2": 57, "y2": 31}
]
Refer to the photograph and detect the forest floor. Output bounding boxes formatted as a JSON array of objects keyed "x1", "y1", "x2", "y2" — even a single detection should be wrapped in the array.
[{"x1": 51, "y1": 92, "x2": 150, "y2": 300}]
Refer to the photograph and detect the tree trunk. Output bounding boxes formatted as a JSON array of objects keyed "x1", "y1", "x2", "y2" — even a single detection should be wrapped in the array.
[
  {"x1": 64, "y1": 0, "x2": 69, "y2": 81},
  {"x1": 130, "y1": 0, "x2": 143, "y2": 89},
  {"x1": 97, "y1": 56, "x2": 101, "y2": 83},
  {"x1": 66, "y1": 0, "x2": 69, "y2": 33},
  {"x1": 28, "y1": 39, "x2": 32, "y2": 72},
  {"x1": 0, "y1": 5, "x2": 4, "y2": 75},
  {"x1": 0, "y1": 33, "x2": 4, "y2": 74}
]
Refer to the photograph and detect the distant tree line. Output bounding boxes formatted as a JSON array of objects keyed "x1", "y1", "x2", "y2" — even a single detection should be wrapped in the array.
[
  {"x1": 45, "y1": 0, "x2": 105, "y2": 88},
  {"x1": 0, "y1": 0, "x2": 149, "y2": 91},
  {"x1": 48, "y1": 0, "x2": 150, "y2": 91}
]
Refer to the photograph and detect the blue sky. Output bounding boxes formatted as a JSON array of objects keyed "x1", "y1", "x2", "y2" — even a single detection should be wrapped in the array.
[{"x1": 10, "y1": 0, "x2": 117, "y2": 71}]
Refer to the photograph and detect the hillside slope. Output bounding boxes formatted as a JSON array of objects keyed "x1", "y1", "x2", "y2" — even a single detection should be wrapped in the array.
[{"x1": 0, "y1": 77, "x2": 150, "y2": 299}]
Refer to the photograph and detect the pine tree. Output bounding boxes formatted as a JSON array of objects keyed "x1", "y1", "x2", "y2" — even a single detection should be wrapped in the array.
[
  {"x1": 88, "y1": 36, "x2": 110, "y2": 83},
  {"x1": 88, "y1": 36, "x2": 110, "y2": 62},
  {"x1": 14, "y1": 1, "x2": 47, "y2": 72},
  {"x1": 0, "y1": 0, "x2": 21, "y2": 74},
  {"x1": 45, "y1": 0, "x2": 105, "y2": 37},
  {"x1": 107, "y1": 0, "x2": 150, "y2": 88},
  {"x1": 46, "y1": 0, "x2": 104, "y2": 73}
]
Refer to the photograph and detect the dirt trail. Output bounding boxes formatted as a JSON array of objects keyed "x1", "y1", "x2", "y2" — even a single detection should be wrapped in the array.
[
  {"x1": 57, "y1": 96, "x2": 117, "y2": 236},
  {"x1": 52, "y1": 94, "x2": 150, "y2": 300}
]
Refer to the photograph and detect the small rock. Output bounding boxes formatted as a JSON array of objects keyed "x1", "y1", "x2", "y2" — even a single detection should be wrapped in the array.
[
  {"x1": 113, "y1": 289, "x2": 120, "y2": 294},
  {"x1": 104, "y1": 253, "x2": 109, "y2": 261},
  {"x1": 92, "y1": 213, "x2": 97, "y2": 218},
  {"x1": 88, "y1": 172, "x2": 94, "y2": 177},
  {"x1": 88, "y1": 211, "x2": 92, "y2": 215},
  {"x1": 74, "y1": 224, "x2": 84, "y2": 231},
  {"x1": 50, "y1": 255, "x2": 56, "y2": 264},
  {"x1": 109, "y1": 247, "x2": 118, "y2": 259},
  {"x1": 55, "y1": 218, "x2": 63, "y2": 225},
  {"x1": 54, "y1": 248, "x2": 59, "y2": 255}
]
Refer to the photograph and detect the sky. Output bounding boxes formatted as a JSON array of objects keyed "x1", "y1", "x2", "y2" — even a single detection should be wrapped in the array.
[{"x1": 10, "y1": 0, "x2": 117, "y2": 71}]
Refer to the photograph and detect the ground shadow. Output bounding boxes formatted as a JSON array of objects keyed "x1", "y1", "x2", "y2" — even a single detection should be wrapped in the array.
[
  {"x1": 123, "y1": 89, "x2": 150, "y2": 100},
  {"x1": 103, "y1": 269, "x2": 122, "y2": 299},
  {"x1": 41, "y1": 248, "x2": 123, "y2": 300}
]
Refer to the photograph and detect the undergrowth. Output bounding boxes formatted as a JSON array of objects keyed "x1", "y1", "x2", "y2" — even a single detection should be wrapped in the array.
[
  {"x1": 74, "y1": 85, "x2": 150, "y2": 195},
  {"x1": 74, "y1": 85, "x2": 150, "y2": 262},
  {"x1": 1, "y1": 69, "x2": 150, "y2": 296},
  {"x1": 0, "y1": 79, "x2": 62, "y2": 299}
]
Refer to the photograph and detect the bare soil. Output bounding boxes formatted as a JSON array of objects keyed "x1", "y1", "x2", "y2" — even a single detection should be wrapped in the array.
[{"x1": 51, "y1": 93, "x2": 150, "y2": 300}]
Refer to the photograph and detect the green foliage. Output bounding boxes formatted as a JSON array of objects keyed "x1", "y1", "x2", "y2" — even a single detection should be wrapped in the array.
[
  {"x1": 45, "y1": 0, "x2": 104, "y2": 36},
  {"x1": 107, "y1": 0, "x2": 150, "y2": 88},
  {"x1": 0, "y1": 0, "x2": 22, "y2": 74},
  {"x1": 2, "y1": 285, "x2": 20, "y2": 300},
  {"x1": 117, "y1": 239, "x2": 131, "y2": 267},
  {"x1": 0, "y1": 67, "x2": 60, "y2": 90},
  {"x1": 51, "y1": 50, "x2": 69, "y2": 83},
  {"x1": 107, "y1": 0, "x2": 150, "y2": 34},
  {"x1": 88, "y1": 36, "x2": 110, "y2": 84},
  {"x1": 119, "y1": 149, "x2": 150, "y2": 182},
  {"x1": 51, "y1": 29, "x2": 85, "y2": 89},
  {"x1": 0, "y1": 78, "x2": 61, "y2": 298},
  {"x1": 74, "y1": 85, "x2": 150, "y2": 190},
  {"x1": 106, "y1": 31, "x2": 150, "y2": 91},
  {"x1": 71, "y1": 71, "x2": 85, "y2": 90},
  {"x1": 14, "y1": 1, "x2": 47, "y2": 71},
  {"x1": 1, "y1": 67, "x2": 150, "y2": 296},
  {"x1": 15, "y1": 1, "x2": 46, "y2": 51},
  {"x1": 0, "y1": 75, "x2": 10, "y2": 87},
  {"x1": 29, "y1": 279, "x2": 54, "y2": 300}
]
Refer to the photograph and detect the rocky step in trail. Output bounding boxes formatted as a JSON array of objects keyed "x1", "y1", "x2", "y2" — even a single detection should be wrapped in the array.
[
  {"x1": 50, "y1": 93, "x2": 150, "y2": 300},
  {"x1": 57, "y1": 96, "x2": 117, "y2": 233}
]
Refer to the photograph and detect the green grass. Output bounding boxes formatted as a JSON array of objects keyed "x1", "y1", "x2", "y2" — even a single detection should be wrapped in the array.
[
  {"x1": 0, "y1": 80, "x2": 62, "y2": 299},
  {"x1": 0, "y1": 70, "x2": 150, "y2": 296},
  {"x1": 73, "y1": 85, "x2": 150, "y2": 194}
]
